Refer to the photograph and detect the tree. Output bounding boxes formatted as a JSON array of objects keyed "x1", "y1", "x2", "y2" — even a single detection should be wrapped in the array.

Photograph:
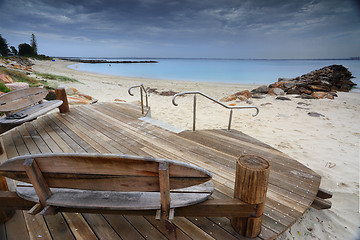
[
  {"x1": 18, "y1": 43, "x2": 34, "y2": 56},
  {"x1": 10, "y1": 46, "x2": 17, "y2": 55},
  {"x1": 0, "y1": 34, "x2": 10, "y2": 56},
  {"x1": 30, "y1": 33, "x2": 37, "y2": 55}
]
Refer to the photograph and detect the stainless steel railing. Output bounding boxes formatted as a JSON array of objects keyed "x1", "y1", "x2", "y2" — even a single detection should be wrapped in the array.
[
  {"x1": 172, "y1": 91, "x2": 259, "y2": 131},
  {"x1": 128, "y1": 84, "x2": 150, "y2": 115}
]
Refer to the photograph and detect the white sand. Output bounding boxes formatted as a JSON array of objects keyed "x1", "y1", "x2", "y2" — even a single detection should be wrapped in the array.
[{"x1": 32, "y1": 59, "x2": 360, "y2": 239}]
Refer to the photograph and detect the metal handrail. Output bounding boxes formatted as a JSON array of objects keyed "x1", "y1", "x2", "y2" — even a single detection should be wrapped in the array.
[
  {"x1": 128, "y1": 84, "x2": 150, "y2": 115},
  {"x1": 172, "y1": 91, "x2": 259, "y2": 131}
]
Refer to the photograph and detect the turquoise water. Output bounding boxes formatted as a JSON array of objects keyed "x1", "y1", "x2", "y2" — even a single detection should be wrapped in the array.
[{"x1": 68, "y1": 58, "x2": 360, "y2": 88}]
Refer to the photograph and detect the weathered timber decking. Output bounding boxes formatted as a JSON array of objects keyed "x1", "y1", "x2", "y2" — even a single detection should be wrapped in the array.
[{"x1": 0, "y1": 102, "x2": 321, "y2": 240}]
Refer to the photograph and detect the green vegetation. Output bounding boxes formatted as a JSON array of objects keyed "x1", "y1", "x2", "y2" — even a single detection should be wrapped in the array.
[
  {"x1": 35, "y1": 72, "x2": 79, "y2": 82},
  {"x1": 0, "y1": 82, "x2": 11, "y2": 93},
  {"x1": 0, "y1": 66, "x2": 40, "y2": 87}
]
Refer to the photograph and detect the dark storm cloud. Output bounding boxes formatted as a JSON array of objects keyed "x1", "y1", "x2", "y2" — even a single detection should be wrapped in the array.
[{"x1": 0, "y1": 0, "x2": 359, "y2": 57}]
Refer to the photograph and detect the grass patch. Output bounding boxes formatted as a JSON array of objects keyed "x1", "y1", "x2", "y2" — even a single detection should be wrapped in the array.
[
  {"x1": 36, "y1": 72, "x2": 79, "y2": 83},
  {"x1": 0, "y1": 82, "x2": 11, "y2": 93},
  {"x1": 0, "y1": 66, "x2": 41, "y2": 87}
]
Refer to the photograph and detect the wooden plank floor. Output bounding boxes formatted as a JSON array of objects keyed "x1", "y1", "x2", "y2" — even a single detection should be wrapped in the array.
[{"x1": 0, "y1": 102, "x2": 321, "y2": 240}]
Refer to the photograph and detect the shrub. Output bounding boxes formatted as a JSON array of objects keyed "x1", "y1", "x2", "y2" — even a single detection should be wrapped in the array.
[{"x1": 0, "y1": 82, "x2": 11, "y2": 93}]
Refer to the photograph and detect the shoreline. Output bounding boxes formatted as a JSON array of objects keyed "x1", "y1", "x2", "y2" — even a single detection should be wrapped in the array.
[{"x1": 32, "y1": 59, "x2": 359, "y2": 240}]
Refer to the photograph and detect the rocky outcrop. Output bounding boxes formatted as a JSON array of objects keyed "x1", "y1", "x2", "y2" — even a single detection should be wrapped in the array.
[
  {"x1": 274, "y1": 65, "x2": 356, "y2": 94},
  {"x1": 222, "y1": 65, "x2": 355, "y2": 102},
  {"x1": 251, "y1": 65, "x2": 356, "y2": 99}
]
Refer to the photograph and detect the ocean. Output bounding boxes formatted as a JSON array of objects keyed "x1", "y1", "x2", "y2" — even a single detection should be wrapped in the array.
[{"x1": 68, "y1": 58, "x2": 360, "y2": 89}]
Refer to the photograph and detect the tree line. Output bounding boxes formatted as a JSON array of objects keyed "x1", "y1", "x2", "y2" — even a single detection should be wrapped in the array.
[{"x1": 0, "y1": 34, "x2": 38, "y2": 57}]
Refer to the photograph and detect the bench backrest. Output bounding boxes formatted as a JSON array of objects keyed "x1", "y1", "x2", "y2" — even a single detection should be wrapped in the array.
[
  {"x1": 0, "y1": 88, "x2": 48, "y2": 112},
  {"x1": 0, "y1": 153, "x2": 212, "y2": 192}
]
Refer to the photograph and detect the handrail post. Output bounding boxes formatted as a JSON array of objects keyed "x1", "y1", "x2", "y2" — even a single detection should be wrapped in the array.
[
  {"x1": 128, "y1": 84, "x2": 150, "y2": 115},
  {"x1": 172, "y1": 91, "x2": 259, "y2": 132},
  {"x1": 140, "y1": 87, "x2": 144, "y2": 115},
  {"x1": 145, "y1": 89, "x2": 149, "y2": 108},
  {"x1": 228, "y1": 109, "x2": 233, "y2": 131},
  {"x1": 193, "y1": 94, "x2": 196, "y2": 131}
]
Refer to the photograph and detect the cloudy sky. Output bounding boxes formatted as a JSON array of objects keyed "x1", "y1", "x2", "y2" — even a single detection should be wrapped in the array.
[{"x1": 0, "y1": 0, "x2": 359, "y2": 59}]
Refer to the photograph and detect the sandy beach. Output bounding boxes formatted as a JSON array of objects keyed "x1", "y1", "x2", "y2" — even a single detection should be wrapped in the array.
[{"x1": 32, "y1": 59, "x2": 360, "y2": 239}]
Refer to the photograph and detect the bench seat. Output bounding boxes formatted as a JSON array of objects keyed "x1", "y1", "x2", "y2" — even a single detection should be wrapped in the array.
[{"x1": 0, "y1": 100, "x2": 63, "y2": 125}]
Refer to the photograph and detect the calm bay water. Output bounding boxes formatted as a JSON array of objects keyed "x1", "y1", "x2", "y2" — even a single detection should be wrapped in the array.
[{"x1": 68, "y1": 58, "x2": 360, "y2": 88}]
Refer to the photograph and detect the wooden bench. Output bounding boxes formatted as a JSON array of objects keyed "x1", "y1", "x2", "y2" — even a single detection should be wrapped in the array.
[
  {"x1": 0, "y1": 153, "x2": 271, "y2": 238},
  {"x1": 0, "y1": 87, "x2": 64, "y2": 133}
]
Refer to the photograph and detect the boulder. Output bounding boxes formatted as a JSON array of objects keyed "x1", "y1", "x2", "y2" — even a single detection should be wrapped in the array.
[
  {"x1": 286, "y1": 86, "x2": 301, "y2": 95},
  {"x1": 278, "y1": 77, "x2": 294, "y2": 82},
  {"x1": 5, "y1": 82, "x2": 29, "y2": 91},
  {"x1": 0, "y1": 74, "x2": 14, "y2": 84},
  {"x1": 67, "y1": 96, "x2": 91, "y2": 105},
  {"x1": 307, "y1": 85, "x2": 331, "y2": 92},
  {"x1": 299, "y1": 87, "x2": 312, "y2": 95},
  {"x1": 251, "y1": 85, "x2": 269, "y2": 94},
  {"x1": 308, "y1": 112, "x2": 325, "y2": 117},
  {"x1": 312, "y1": 92, "x2": 334, "y2": 99},
  {"x1": 276, "y1": 96, "x2": 291, "y2": 101},
  {"x1": 234, "y1": 90, "x2": 251, "y2": 99},
  {"x1": 77, "y1": 92, "x2": 93, "y2": 100},
  {"x1": 268, "y1": 88, "x2": 285, "y2": 96},
  {"x1": 237, "y1": 95, "x2": 248, "y2": 101},
  {"x1": 220, "y1": 94, "x2": 237, "y2": 102}
]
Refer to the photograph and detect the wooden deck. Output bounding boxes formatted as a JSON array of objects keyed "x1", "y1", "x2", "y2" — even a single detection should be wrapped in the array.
[{"x1": 0, "y1": 102, "x2": 321, "y2": 240}]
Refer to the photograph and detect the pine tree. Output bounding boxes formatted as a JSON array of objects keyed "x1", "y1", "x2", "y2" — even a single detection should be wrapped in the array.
[
  {"x1": 30, "y1": 33, "x2": 37, "y2": 55},
  {"x1": 0, "y1": 34, "x2": 10, "y2": 56}
]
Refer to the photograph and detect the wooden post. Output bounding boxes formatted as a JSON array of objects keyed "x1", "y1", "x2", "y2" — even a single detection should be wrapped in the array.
[
  {"x1": 55, "y1": 87, "x2": 70, "y2": 113},
  {"x1": 231, "y1": 155, "x2": 270, "y2": 238},
  {"x1": 0, "y1": 176, "x2": 15, "y2": 223},
  {"x1": 158, "y1": 162, "x2": 170, "y2": 220}
]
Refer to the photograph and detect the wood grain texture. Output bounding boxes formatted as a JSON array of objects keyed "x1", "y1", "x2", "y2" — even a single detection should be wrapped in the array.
[
  {"x1": 0, "y1": 153, "x2": 212, "y2": 192},
  {"x1": 55, "y1": 88, "x2": 70, "y2": 113},
  {"x1": 0, "y1": 100, "x2": 63, "y2": 125},
  {"x1": 0, "y1": 88, "x2": 48, "y2": 111},
  {"x1": 0, "y1": 102, "x2": 323, "y2": 240}
]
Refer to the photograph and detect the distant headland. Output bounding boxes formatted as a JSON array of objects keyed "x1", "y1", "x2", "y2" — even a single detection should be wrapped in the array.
[{"x1": 60, "y1": 58, "x2": 158, "y2": 64}]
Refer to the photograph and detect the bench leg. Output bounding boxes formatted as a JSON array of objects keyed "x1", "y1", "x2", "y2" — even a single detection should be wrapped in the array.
[
  {"x1": 0, "y1": 124, "x2": 19, "y2": 135},
  {"x1": 0, "y1": 176, "x2": 15, "y2": 223}
]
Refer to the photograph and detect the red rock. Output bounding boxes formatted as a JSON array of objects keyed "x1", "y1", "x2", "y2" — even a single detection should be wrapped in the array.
[
  {"x1": 307, "y1": 85, "x2": 330, "y2": 92},
  {"x1": 237, "y1": 95, "x2": 248, "y2": 101},
  {"x1": 67, "y1": 96, "x2": 91, "y2": 105},
  {"x1": 229, "y1": 103, "x2": 236, "y2": 106},
  {"x1": 77, "y1": 92, "x2": 93, "y2": 100},
  {"x1": 299, "y1": 87, "x2": 312, "y2": 95},
  {"x1": 0, "y1": 73, "x2": 14, "y2": 84},
  {"x1": 267, "y1": 88, "x2": 285, "y2": 95},
  {"x1": 234, "y1": 90, "x2": 251, "y2": 99},
  {"x1": 114, "y1": 99, "x2": 126, "y2": 102},
  {"x1": 220, "y1": 94, "x2": 237, "y2": 102},
  {"x1": 312, "y1": 92, "x2": 334, "y2": 99}
]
